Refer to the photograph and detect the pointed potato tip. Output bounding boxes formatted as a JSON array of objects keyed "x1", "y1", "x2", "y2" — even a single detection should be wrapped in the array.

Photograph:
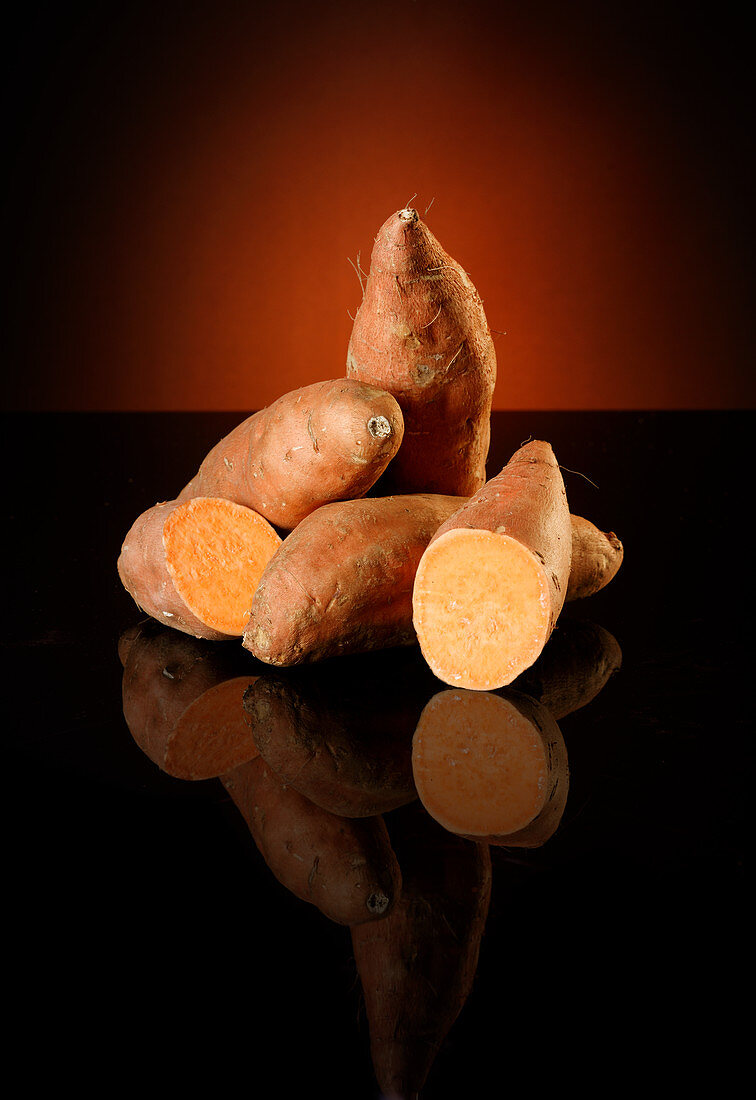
[{"x1": 372, "y1": 205, "x2": 435, "y2": 266}]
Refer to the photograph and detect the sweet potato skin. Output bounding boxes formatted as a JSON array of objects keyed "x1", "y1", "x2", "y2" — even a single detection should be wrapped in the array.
[
  {"x1": 178, "y1": 379, "x2": 404, "y2": 529},
  {"x1": 117, "y1": 499, "x2": 231, "y2": 641},
  {"x1": 431, "y1": 437, "x2": 567, "y2": 629},
  {"x1": 412, "y1": 440, "x2": 572, "y2": 689},
  {"x1": 352, "y1": 803, "x2": 492, "y2": 1097},
  {"x1": 346, "y1": 207, "x2": 496, "y2": 496},
  {"x1": 567, "y1": 514, "x2": 624, "y2": 601},
  {"x1": 220, "y1": 756, "x2": 402, "y2": 926},
  {"x1": 244, "y1": 493, "x2": 465, "y2": 666},
  {"x1": 424, "y1": 439, "x2": 572, "y2": 636}
]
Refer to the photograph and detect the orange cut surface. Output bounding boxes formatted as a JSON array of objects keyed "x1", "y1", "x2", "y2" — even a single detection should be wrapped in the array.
[
  {"x1": 163, "y1": 497, "x2": 281, "y2": 636},
  {"x1": 413, "y1": 528, "x2": 551, "y2": 690}
]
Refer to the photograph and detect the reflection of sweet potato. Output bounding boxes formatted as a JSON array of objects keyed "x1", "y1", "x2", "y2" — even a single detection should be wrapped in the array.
[
  {"x1": 516, "y1": 617, "x2": 622, "y2": 719},
  {"x1": 221, "y1": 756, "x2": 401, "y2": 926},
  {"x1": 243, "y1": 648, "x2": 442, "y2": 817},
  {"x1": 120, "y1": 620, "x2": 259, "y2": 780},
  {"x1": 352, "y1": 803, "x2": 492, "y2": 1098},
  {"x1": 412, "y1": 689, "x2": 569, "y2": 849}
]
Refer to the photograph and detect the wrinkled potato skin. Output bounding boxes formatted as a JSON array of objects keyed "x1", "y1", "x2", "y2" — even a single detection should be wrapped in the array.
[{"x1": 347, "y1": 208, "x2": 496, "y2": 496}]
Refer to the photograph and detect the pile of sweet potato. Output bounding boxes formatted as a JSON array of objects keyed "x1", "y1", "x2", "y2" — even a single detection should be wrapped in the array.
[{"x1": 118, "y1": 205, "x2": 623, "y2": 691}]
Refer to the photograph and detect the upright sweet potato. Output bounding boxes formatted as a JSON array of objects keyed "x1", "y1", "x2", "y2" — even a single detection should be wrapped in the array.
[
  {"x1": 117, "y1": 496, "x2": 282, "y2": 640},
  {"x1": 244, "y1": 493, "x2": 465, "y2": 666},
  {"x1": 178, "y1": 379, "x2": 404, "y2": 529},
  {"x1": 346, "y1": 207, "x2": 496, "y2": 495},
  {"x1": 411, "y1": 688, "x2": 569, "y2": 849},
  {"x1": 243, "y1": 648, "x2": 442, "y2": 817},
  {"x1": 412, "y1": 440, "x2": 572, "y2": 690},
  {"x1": 119, "y1": 620, "x2": 260, "y2": 780},
  {"x1": 221, "y1": 756, "x2": 401, "y2": 926},
  {"x1": 352, "y1": 803, "x2": 492, "y2": 1098}
]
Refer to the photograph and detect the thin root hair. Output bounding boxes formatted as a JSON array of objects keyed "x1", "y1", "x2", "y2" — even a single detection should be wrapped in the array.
[
  {"x1": 347, "y1": 255, "x2": 365, "y2": 295},
  {"x1": 559, "y1": 465, "x2": 600, "y2": 490},
  {"x1": 420, "y1": 304, "x2": 443, "y2": 329}
]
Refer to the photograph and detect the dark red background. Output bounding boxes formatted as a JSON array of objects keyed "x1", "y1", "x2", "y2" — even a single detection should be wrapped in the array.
[{"x1": 4, "y1": 0, "x2": 753, "y2": 410}]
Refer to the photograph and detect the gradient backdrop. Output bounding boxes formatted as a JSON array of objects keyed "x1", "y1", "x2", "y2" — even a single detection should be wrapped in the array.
[{"x1": 4, "y1": 0, "x2": 753, "y2": 410}]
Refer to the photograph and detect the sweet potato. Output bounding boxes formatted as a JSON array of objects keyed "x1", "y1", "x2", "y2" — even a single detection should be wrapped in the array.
[
  {"x1": 567, "y1": 514, "x2": 624, "y2": 601},
  {"x1": 117, "y1": 495, "x2": 281, "y2": 640},
  {"x1": 119, "y1": 621, "x2": 260, "y2": 780},
  {"x1": 346, "y1": 206, "x2": 496, "y2": 496},
  {"x1": 352, "y1": 803, "x2": 492, "y2": 1098},
  {"x1": 412, "y1": 439, "x2": 572, "y2": 690},
  {"x1": 517, "y1": 616, "x2": 622, "y2": 719},
  {"x1": 244, "y1": 492, "x2": 464, "y2": 666},
  {"x1": 178, "y1": 379, "x2": 404, "y2": 529},
  {"x1": 411, "y1": 688, "x2": 569, "y2": 848},
  {"x1": 221, "y1": 756, "x2": 401, "y2": 926},
  {"x1": 242, "y1": 648, "x2": 442, "y2": 817}
]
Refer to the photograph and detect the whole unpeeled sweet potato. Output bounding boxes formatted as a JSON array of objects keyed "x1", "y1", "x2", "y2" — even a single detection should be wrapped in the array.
[
  {"x1": 347, "y1": 207, "x2": 496, "y2": 496},
  {"x1": 244, "y1": 493, "x2": 465, "y2": 666},
  {"x1": 178, "y1": 378, "x2": 404, "y2": 529},
  {"x1": 352, "y1": 803, "x2": 492, "y2": 1098}
]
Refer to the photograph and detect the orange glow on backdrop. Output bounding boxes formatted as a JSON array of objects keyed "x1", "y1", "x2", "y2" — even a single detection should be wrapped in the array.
[{"x1": 4, "y1": 1, "x2": 753, "y2": 410}]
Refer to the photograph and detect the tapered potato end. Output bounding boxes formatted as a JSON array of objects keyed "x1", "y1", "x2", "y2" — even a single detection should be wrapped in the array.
[{"x1": 567, "y1": 515, "x2": 624, "y2": 601}]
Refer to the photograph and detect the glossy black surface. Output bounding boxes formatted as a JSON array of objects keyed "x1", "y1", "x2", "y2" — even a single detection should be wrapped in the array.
[{"x1": 5, "y1": 411, "x2": 750, "y2": 1095}]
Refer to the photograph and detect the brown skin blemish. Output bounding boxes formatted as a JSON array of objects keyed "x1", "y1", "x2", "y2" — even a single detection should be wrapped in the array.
[{"x1": 367, "y1": 415, "x2": 392, "y2": 439}]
